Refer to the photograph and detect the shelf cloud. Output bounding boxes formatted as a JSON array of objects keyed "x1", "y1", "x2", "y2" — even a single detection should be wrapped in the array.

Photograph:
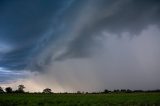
[{"x1": 0, "y1": 0, "x2": 160, "y2": 92}]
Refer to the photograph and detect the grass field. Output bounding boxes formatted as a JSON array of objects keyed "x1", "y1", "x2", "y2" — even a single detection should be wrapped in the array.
[{"x1": 0, "y1": 93, "x2": 160, "y2": 106}]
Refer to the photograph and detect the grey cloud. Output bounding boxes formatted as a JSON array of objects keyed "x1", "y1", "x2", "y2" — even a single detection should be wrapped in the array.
[
  {"x1": 29, "y1": 0, "x2": 160, "y2": 71},
  {"x1": 41, "y1": 25, "x2": 160, "y2": 91},
  {"x1": 0, "y1": 0, "x2": 160, "y2": 92},
  {"x1": 58, "y1": 0, "x2": 160, "y2": 60},
  {"x1": 1, "y1": 0, "x2": 160, "y2": 71},
  {"x1": 0, "y1": 68, "x2": 29, "y2": 83}
]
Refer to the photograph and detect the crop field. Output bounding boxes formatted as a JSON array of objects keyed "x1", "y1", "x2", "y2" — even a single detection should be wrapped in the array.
[{"x1": 0, "y1": 93, "x2": 160, "y2": 106}]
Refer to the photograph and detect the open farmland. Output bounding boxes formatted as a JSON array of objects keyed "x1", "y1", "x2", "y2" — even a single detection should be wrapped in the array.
[{"x1": 0, "y1": 93, "x2": 160, "y2": 106}]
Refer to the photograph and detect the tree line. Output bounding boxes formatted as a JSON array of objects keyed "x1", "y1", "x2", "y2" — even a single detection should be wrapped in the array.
[
  {"x1": 102, "y1": 89, "x2": 160, "y2": 94},
  {"x1": 0, "y1": 85, "x2": 160, "y2": 94},
  {"x1": 0, "y1": 85, "x2": 52, "y2": 94}
]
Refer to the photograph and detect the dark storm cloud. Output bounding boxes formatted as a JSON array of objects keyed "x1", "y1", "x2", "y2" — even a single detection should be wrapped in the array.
[
  {"x1": 0, "y1": 0, "x2": 160, "y2": 92},
  {"x1": 59, "y1": 0, "x2": 160, "y2": 59},
  {"x1": 0, "y1": 0, "x2": 75, "y2": 70},
  {"x1": 0, "y1": 0, "x2": 160, "y2": 71}
]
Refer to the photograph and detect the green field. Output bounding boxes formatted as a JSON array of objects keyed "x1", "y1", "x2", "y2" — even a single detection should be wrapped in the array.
[{"x1": 0, "y1": 93, "x2": 160, "y2": 106}]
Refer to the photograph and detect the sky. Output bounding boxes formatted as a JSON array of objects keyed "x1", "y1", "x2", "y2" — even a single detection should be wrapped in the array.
[{"x1": 0, "y1": 0, "x2": 160, "y2": 92}]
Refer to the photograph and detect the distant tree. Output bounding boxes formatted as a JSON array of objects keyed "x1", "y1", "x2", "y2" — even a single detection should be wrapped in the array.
[
  {"x1": 153, "y1": 89, "x2": 160, "y2": 92},
  {"x1": 77, "y1": 91, "x2": 81, "y2": 94},
  {"x1": 0, "y1": 87, "x2": 4, "y2": 93},
  {"x1": 113, "y1": 89, "x2": 120, "y2": 93},
  {"x1": 120, "y1": 89, "x2": 127, "y2": 93},
  {"x1": 43, "y1": 88, "x2": 52, "y2": 93},
  {"x1": 5, "y1": 87, "x2": 12, "y2": 93},
  {"x1": 126, "y1": 89, "x2": 132, "y2": 93},
  {"x1": 104, "y1": 89, "x2": 110, "y2": 93},
  {"x1": 85, "y1": 92, "x2": 89, "y2": 94},
  {"x1": 17, "y1": 85, "x2": 25, "y2": 93},
  {"x1": 133, "y1": 90, "x2": 144, "y2": 93}
]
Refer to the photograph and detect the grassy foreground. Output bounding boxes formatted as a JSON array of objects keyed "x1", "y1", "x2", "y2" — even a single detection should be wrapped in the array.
[{"x1": 0, "y1": 93, "x2": 160, "y2": 106}]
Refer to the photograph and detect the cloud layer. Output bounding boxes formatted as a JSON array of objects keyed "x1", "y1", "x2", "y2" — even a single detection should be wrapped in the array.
[{"x1": 0, "y1": 0, "x2": 160, "y2": 92}]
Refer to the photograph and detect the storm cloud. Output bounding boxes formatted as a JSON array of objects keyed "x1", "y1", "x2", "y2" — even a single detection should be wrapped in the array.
[{"x1": 0, "y1": 0, "x2": 160, "y2": 92}]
